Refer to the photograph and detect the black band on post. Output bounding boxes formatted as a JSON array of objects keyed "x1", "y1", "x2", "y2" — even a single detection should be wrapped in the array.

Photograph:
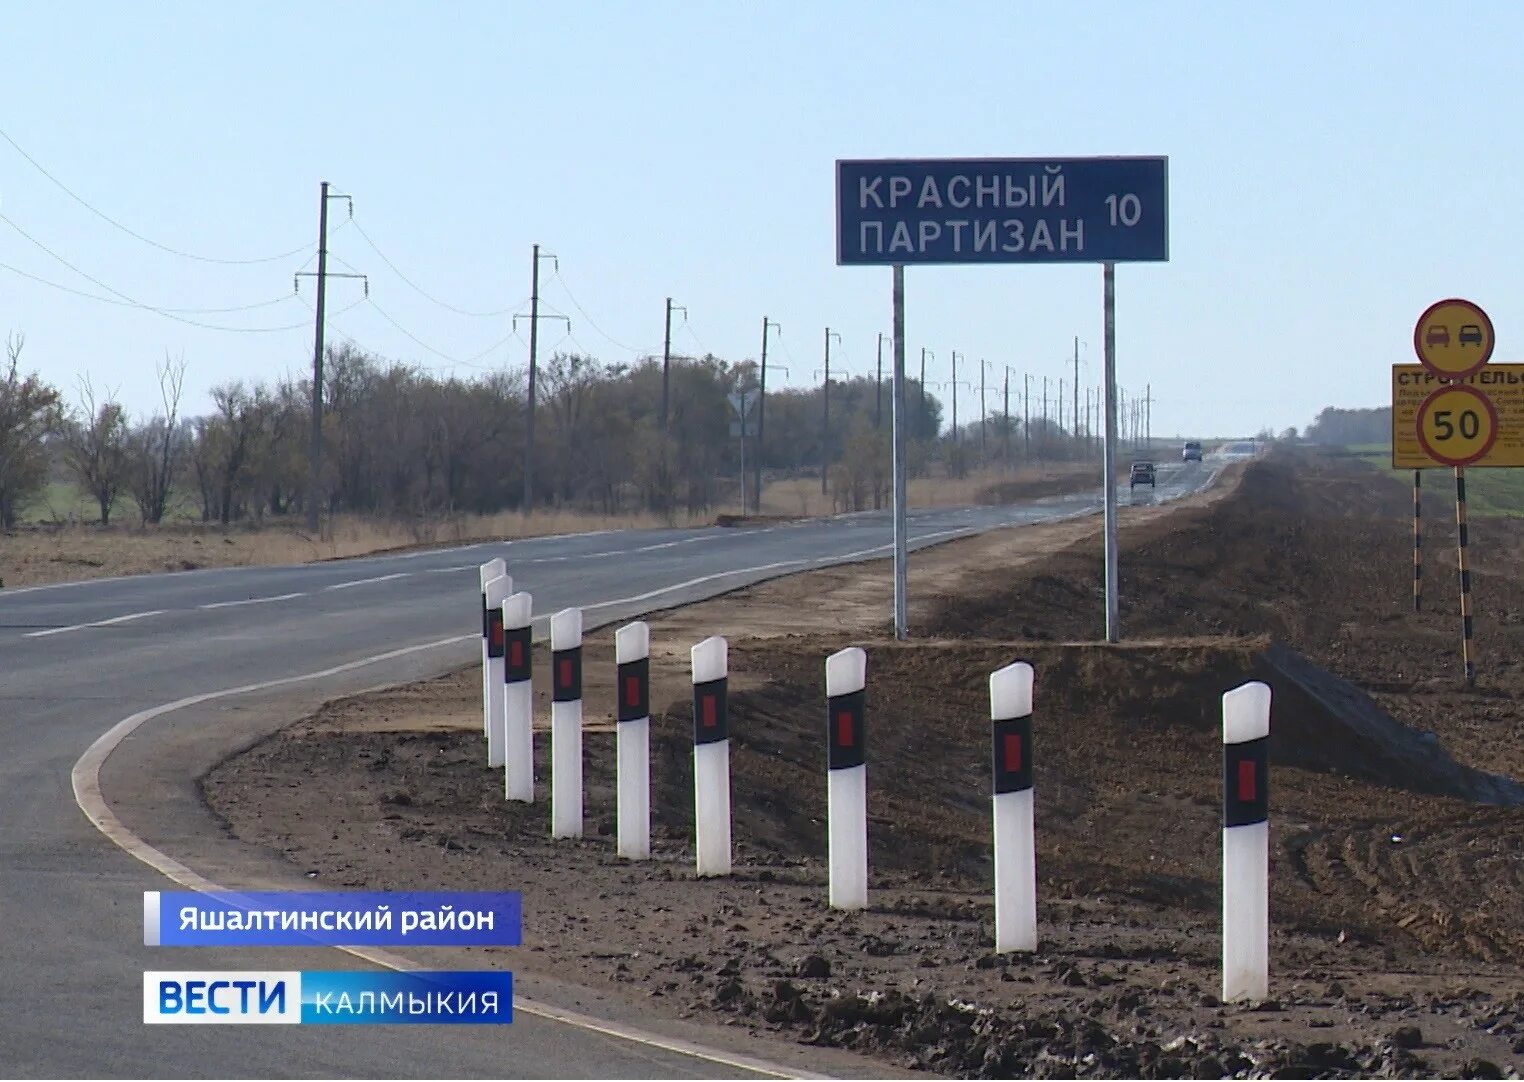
[
  {"x1": 992, "y1": 715, "x2": 1033, "y2": 795},
  {"x1": 486, "y1": 609, "x2": 506, "y2": 660},
  {"x1": 1223, "y1": 735, "x2": 1269, "y2": 827},
  {"x1": 503, "y1": 626, "x2": 532, "y2": 682},
  {"x1": 481, "y1": 593, "x2": 489, "y2": 639},
  {"x1": 617, "y1": 658, "x2": 650, "y2": 722},
  {"x1": 552, "y1": 646, "x2": 582, "y2": 702},
  {"x1": 692, "y1": 677, "x2": 728, "y2": 745},
  {"x1": 827, "y1": 689, "x2": 866, "y2": 770}
]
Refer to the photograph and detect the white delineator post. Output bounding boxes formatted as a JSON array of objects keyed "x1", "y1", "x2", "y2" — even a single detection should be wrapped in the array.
[
  {"x1": 550, "y1": 608, "x2": 584, "y2": 839},
  {"x1": 615, "y1": 621, "x2": 651, "y2": 860},
  {"x1": 690, "y1": 636, "x2": 731, "y2": 877},
  {"x1": 478, "y1": 558, "x2": 506, "y2": 736},
  {"x1": 482, "y1": 573, "x2": 511, "y2": 768},
  {"x1": 1222, "y1": 680, "x2": 1271, "y2": 1003},
  {"x1": 990, "y1": 661, "x2": 1037, "y2": 953},
  {"x1": 825, "y1": 647, "x2": 868, "y2": 911},
  {"x1": 501, "y1": 591, "x2": 534, "y2": 803}
]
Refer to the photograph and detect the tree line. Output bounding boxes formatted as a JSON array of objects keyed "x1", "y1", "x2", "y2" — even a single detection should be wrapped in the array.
[{"x1": 0, "y1": 330, "x2": 1106, "y2": 529}]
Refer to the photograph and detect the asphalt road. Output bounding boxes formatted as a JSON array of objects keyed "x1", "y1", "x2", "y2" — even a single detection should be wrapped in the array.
[{"x1": 0, "y1": 460, "x2": 1215, "y2": 1078}]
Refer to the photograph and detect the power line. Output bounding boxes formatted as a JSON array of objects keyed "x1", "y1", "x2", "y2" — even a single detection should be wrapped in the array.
[
  {"x1": 549, "y1": 269, "x2": 653, "y2": 356},
  {"x1": 0, "y1": 258, "x2": 297, "y2": 315},
  {"x1": 364, "y1": 296, "x2": 518, "y2": 368},
  {"x1": 0, "y1": 124, "x2": 314, "y2": 265},
  {"x1": 350, "y1": 219, "x2": 514, "y2": 318},
  {"x1": 0, "y1": 216, "x2": 326, "y2": 333}
]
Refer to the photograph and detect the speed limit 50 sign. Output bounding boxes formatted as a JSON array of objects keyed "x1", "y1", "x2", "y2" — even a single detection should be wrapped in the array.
[{"x1": 1392, "y1": 364, "x2": 1524, "y2": 468}]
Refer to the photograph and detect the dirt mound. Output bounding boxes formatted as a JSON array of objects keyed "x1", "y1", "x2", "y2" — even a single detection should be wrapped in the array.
[
  {"x1": 928, "y1": 449, "x2": 1524, "y2": 780},
  {"x1": 201, "y1": 448, "x2": 1524, "y2": 1077},
  {"x1": 208, "y1": 632, "x2": 1524, "y2": 1077}
]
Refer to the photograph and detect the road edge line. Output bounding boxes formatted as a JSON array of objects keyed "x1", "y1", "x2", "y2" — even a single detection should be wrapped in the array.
[{"x1": 70, "y1": 633, "x2": 819, "y2": 1081}]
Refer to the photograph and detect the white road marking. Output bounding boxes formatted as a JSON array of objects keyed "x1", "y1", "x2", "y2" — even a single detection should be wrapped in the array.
[
  {"x1": 73, "y1": 640, "x2": 827, "y2": 1075},
  {"x1": 198, "y1": 592, "x2": 306, "y2": 610},
  {"x1": 423, "y1": 564, "x2": 481, "y2": 574},
  {"x1": 323, "y1": 572, "x2": 410, "y2": 591},
  {"x1": 25, "y1": 609, "x2": 165, "y2": 638}
]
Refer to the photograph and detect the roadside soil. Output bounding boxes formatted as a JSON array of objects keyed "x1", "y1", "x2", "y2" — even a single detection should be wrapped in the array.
[{"x1": 204, "y1": 451, "x2": 1524, "y2": 1078}]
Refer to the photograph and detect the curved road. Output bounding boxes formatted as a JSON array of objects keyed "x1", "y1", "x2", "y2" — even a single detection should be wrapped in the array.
[{"x1": 2, "y1": 461, "x2": 1215, "y2": 1078}]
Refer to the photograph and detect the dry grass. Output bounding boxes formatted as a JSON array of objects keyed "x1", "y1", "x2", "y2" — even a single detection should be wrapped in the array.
[
  {"x1": 757, "y1": 460, "x2": 1100, "y2": 517},
  {"x1": 0, "y1": 463, "x2": 1105, "y2": 590}
]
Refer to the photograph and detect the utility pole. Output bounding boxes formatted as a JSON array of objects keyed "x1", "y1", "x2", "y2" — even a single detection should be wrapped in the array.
[
  {"x1": 1042, "y1": 376, "x2": 1050, "y2": 460},
  {"x1": 951, "y1": 351, "x2": 962, "y2": 442},
  {"x1": 1146, "y1": 383, "x2": 1153, "y2": 453},
  {"x1": 1003, "y1": 366, "x2": 1012, "y2": 465},
  {"x1": 661, "y1": 297, "x2": 687, "y2": 434},
  {"x1": 1023, "y1": 373, "x2": 1031, "y2": 459},
  {"x1": 755, "y1": 317, "x2": 780, "y2": 514},
  {"x1": 875, "y1": 332, "x2": 884, "y2": 429},
  {"x1": 820, "y1": 327, "x2": 841, "y2": 495},
  {"x1": 512, "y1": 245, "x2": 565, "y2": 513},
  {"x1": 1073, "y1": 336, "x2": 1081, "y2": 457},
  {"x1": 979, "y1": 359, "x2": 988, "y2": 458},
  {"x1": 918, "y1": 347, "x2": 928, "y2": 429},
  {"x1": 298, "y1": 181, "x2": 360, "y2": 535}
]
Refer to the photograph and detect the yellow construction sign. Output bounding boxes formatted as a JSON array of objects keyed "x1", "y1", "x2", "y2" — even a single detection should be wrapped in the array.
[{"x1": 1392, "y1": 364, "x2": 1524, "y2": 468}]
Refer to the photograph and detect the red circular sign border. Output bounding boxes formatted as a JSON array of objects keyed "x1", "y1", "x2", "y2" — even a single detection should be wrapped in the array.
[
  {"x1": 1413, "y1": 297, "x2": 1495, "y2": 380},
  {"x1": 1415, "y1": 382, "x2": 1499, "y2": 467}
]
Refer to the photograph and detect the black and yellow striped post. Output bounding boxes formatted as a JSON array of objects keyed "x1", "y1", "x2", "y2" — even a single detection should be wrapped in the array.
[
  {"x1": 1412, "y1": 470, "x2": 1422, "y2": 613},
  {"x1": 1455, "y1": 466, "x2": 1475, "y2": 686}
]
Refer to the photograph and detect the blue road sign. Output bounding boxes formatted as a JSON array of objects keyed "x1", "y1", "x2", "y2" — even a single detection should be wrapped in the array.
[{"x1": 836, "y1": 157, "x2": 1168, "y2": 266}]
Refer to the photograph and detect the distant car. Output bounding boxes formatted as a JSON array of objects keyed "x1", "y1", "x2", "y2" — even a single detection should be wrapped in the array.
[
  {"x1": 1129, "y1": 461, "x2": 1156, "y2": 489},
  {"x1": 1425, "y1": 324, "x2": 1451, "y2": 348},
  {"x1": 1182, "y1": 441, "x2": 1203, "y2": 462},
  {"x1": 1459, "y1": 323, "x2": 1484, "y2": 346}
]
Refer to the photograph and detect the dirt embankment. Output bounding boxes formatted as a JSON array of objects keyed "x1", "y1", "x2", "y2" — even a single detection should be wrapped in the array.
[{"x1": 204, "y1": 451, "x2": 1524, "y2": 1079}]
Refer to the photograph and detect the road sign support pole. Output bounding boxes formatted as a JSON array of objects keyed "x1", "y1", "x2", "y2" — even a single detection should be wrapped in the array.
[
  {"x1": 1456, "y1": 467, "x2": 1475, "y2": 686},
  {"x1": 1102, "y1": 262, "x2": 1120, "y2": 644},
  {"x1": 1412, "y1": 471, "x2": 1422, "y2": 614},
  {"x1": 891, "y1": 265, "x2": 908, "y2": 641}
]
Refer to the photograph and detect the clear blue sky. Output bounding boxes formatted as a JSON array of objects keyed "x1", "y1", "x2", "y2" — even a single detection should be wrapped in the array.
[{"x1": 1, "y1": 1, "x2": 1519, "y2": 438}]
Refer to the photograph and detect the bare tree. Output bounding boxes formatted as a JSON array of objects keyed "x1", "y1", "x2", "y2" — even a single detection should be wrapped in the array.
[
  {"x1": 0, "y1": 333, "x2": 64, "y2": 527},
  {"x1": 63, "y1": 375, "x2": 129, "y2": 525},
  {"x1": 125, "y1": 353, "x2": 187, "y2": 525}
]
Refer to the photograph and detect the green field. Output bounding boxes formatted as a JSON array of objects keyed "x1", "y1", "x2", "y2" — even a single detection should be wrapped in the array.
[
  {"x1": 21, "y1": 479, "x2": 201, "y2": 526},
  {"x1": 1345, "y1": 442, "x2": 1524, "y2": 517}
]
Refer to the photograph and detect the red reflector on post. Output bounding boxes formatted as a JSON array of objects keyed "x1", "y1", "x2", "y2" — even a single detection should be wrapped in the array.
[
  {"x1": 559, "y1": 658, "x2": 573, "y2": 691},
  {"x1": 1004, "y1": 732, "x2": 1022, "y2": 773},
  {"x1": 701, "y1": 695, "x2": 716, "y2": 728},
  {"x1": 509, "y1": 641, "x2": 522, "y2": 668},
  {"x1": 836, "y1": 711, "x2": 853, "y2": 748},
  {"x1": 1238, "y1": 759, "x2": 1256, "y2": 802},
  {"x1": 625, "y1": 675, "x2": 640, "y2": 708}
]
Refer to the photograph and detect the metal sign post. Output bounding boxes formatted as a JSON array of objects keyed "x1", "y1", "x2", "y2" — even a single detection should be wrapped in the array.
[
  {"x1": 727, "y1": 389, "x2": 754, "y2": 516},
  {"x1": 836, "y1": 157, "x2": 1168, "y2": 640},
  {"x1": 892, "y1": 264, "x2": 908, "y2": 640},
  {"x1": 1102, "y1": 262, "x2": 1120, "y2": 643}
]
